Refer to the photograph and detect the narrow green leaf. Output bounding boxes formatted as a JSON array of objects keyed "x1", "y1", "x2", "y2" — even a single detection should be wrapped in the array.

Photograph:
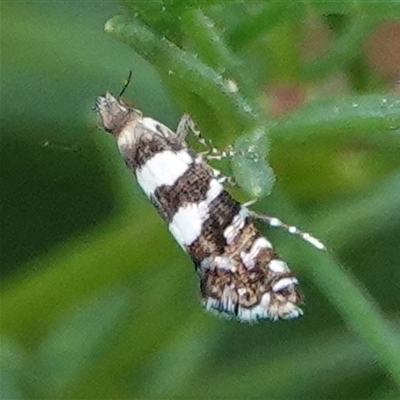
[
  {"x1": 182, "y1": 10, "x2": 235, "y2": 71},
  {"x1": 270, "y1": 94, "x2": 400, "y2": 143},
  {"x1": 104, "y1": 15, "x2": 257, "y2": 139},
  {"x1": 232, "y1": 130, "x2": 276, "y2": 198},
  {"x1": 303, "y1": 252, "x2": 400, "y2": 388},
  {"x1": 181, "y1": 9, "x2": 260, "y2": 111},
  {"x1": 267, "y1": 192, "x2": 400, "y2": 389}
]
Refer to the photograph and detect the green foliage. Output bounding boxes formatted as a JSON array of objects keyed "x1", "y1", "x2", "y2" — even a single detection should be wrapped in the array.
[{"x1": 2, "y1": 1, "x2": 400, "y2": 399}]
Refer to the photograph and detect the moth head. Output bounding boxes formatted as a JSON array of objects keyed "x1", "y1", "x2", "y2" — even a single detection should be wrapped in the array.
[{"x1": 94, "y1": 92, "x2": 140, "y2": 137}]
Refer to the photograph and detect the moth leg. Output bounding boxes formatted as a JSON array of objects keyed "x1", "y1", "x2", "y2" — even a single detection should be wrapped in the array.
[
  {"x1": 176, "y1": 113, "x2": 195, "y2": 141},
  {"x1": 205, "y1": 145, "x2": 236, "y2": 161},
  {"x1": 249, "y1": 211, "x2": 326, "y2": 251},
  {"x1": 176, "y1": 114, "x2": 236, "y2": 160},
  {"x1": 176, "y1": 113, "x2": 216, "y2": 152},
  {"x1": 176, "y1": 114, "x2": 236, "y2": 186}
]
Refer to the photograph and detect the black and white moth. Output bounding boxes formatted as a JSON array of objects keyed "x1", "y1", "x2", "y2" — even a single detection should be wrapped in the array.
[{"x1": 94, "y1": 92, "x2": 324, "y2": 322}]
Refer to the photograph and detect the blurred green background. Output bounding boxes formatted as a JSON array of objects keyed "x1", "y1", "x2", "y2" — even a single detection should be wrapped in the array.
[{"x1": 1, "y1": 1, "x2": 400, "y2": 399}]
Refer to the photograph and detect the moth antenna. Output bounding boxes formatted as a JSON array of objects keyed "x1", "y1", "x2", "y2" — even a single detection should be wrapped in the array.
[{"x1": 119, "y1": 70, "x2": 133, "y2": 98}]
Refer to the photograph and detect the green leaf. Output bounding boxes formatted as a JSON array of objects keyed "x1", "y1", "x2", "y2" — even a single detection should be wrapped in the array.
[
  {"x1": 270, "y1": 94, "x2": 400, "y2": 143},
  {"x1": 232, "y1": 129, "x2": 276, "y2": 198},
  {"x1": 104, "y1": 15, "x2": 259, "y2": 142}
]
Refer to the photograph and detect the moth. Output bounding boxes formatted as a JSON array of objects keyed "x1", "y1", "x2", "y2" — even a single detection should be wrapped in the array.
[{"x1": 94, "y1": 88, "x2": 324, "y2": 322}]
